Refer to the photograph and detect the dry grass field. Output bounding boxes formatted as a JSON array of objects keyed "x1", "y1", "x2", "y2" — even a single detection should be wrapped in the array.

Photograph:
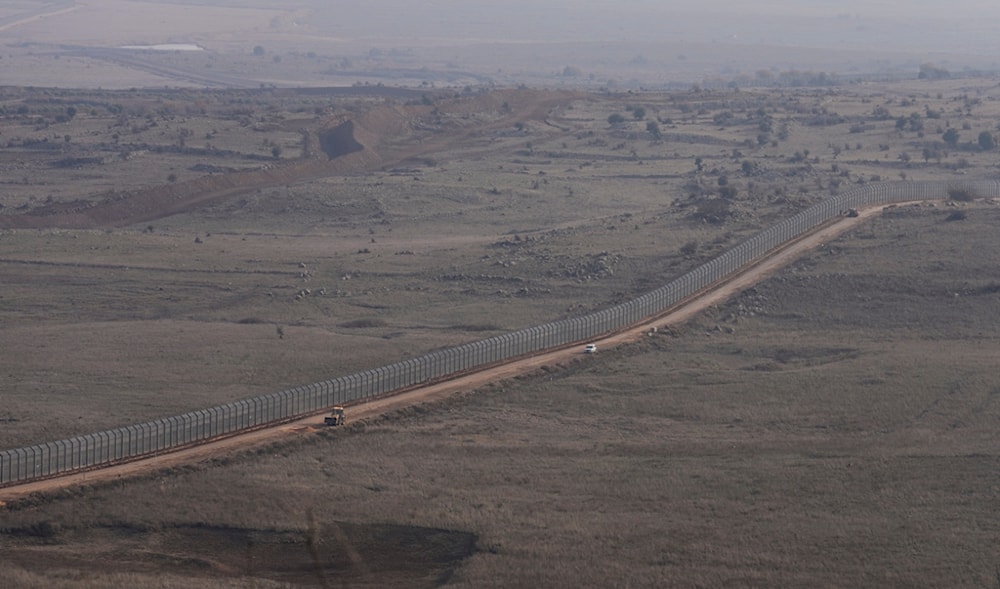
[
  {"x1": 2, "y1": 77, "x2": 1000, "y2": 587},
  {"x1": 3, "y1": 203, "x2": 1000, "y2": 587}
]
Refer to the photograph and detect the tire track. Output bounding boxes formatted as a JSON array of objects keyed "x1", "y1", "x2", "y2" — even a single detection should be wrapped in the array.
[{"x1": 0, "y1": 1, "x2": 78, "y2": 33}]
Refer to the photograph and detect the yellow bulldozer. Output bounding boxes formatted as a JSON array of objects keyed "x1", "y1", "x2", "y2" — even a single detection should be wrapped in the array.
[{"x1": 324, "y1": 406, "x2": 346, "y2": 426}]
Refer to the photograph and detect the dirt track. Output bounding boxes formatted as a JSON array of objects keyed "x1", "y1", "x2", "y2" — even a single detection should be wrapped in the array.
[{"x1": 0, "y1": 203, "x2": 890, "y2": 503}]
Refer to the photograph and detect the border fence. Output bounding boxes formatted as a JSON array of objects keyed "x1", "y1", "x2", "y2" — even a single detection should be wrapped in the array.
[{"x1": 2, "y1": 180, "x2": 998, "y2": 487}]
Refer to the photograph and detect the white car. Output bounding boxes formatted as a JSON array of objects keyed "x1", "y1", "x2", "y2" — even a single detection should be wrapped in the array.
[{"x1": 584, "y1": 343, "x2": 598, "y2": 354}]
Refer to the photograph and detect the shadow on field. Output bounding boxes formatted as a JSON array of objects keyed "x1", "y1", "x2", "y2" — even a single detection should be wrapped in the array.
[
  {"x1": 318, "y1": 120, "x2": 365, "y2": 159},
  {"x1": 1, "y1": 520, "x2": 477, "y2": 587}
]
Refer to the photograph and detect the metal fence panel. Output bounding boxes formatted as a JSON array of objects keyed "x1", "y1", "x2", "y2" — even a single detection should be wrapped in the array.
[
  {"x1": 39, "y1": 443, "x2": 56, "y2": 478},
  {"x1": 86, "y1": 433, "x2": 101, "y2": 465},
  {"x1": 94, "y1": 431, "x2": 111, "y2": 463},
  {"x1": 0, "y1": 451, "x2": 10, "y2": 483},
  {"x1": 13, "y1": 447, "x2": 29, "y2": 481}
]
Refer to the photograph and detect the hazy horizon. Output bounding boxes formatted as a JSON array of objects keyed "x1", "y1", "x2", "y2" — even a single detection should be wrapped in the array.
[{"x1": 2, "y1": 1, "x2": 999, "y2": 88}]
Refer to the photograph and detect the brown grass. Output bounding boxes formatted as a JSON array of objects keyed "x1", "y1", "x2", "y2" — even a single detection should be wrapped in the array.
[
  {"x1": 3, "y1": 205, "x2": 1000, "y2": 587},
  {"x1": 7, "y1": 79, "x2": 1000, "y2": 447}
]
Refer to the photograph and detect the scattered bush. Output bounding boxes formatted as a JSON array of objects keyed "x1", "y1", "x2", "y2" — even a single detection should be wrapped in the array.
[
  {"x1": 693, "y1": 198, "x2": 733, "y2": 224},
  {"x1": 947, "y1": 188, "x2": 977, "y2": 202}
]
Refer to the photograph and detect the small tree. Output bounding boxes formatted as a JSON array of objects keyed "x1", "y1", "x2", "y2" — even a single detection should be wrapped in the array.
[
  {"x1": 632, "y1": 107, "x2": 646, "y2": 120},
  {"x1": 918, "y1": 62, "x2": 950, "y2": 80},
  {"x1": 645, "y1": 120, "x2": 661, "y2": 140},
  {"x1": 943, "y1": 128, "x2": 960, "y2": 147},
  {"x1": 978, "y1": 131, "x2": 995, "y2": 151},
  {"x1": 253, "y1": 45, "x2": 265, "y2": 56},
  {"x1": 607, "y1": 113, "x2": 626, "y2": 125}
]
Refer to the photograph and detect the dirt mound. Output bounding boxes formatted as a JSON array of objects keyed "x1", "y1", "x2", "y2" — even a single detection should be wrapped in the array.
[{"x1": 2, "y1": 520, "x2": 477, "y2": 587}]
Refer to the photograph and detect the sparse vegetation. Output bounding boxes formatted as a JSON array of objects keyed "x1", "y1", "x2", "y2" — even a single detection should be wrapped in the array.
[
  {"x1": 3, "y1": 75, "x2": 1000, "y2": 587},
  {"x1": 943, "y1": 127, "x2": 960, "y2": 147},
  {"x1": 978, "y1": 131, "x2": 995, "y2": 151},
  {"x1": 4, "y1": 206, "x2": 1000, "y2": 588}
]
